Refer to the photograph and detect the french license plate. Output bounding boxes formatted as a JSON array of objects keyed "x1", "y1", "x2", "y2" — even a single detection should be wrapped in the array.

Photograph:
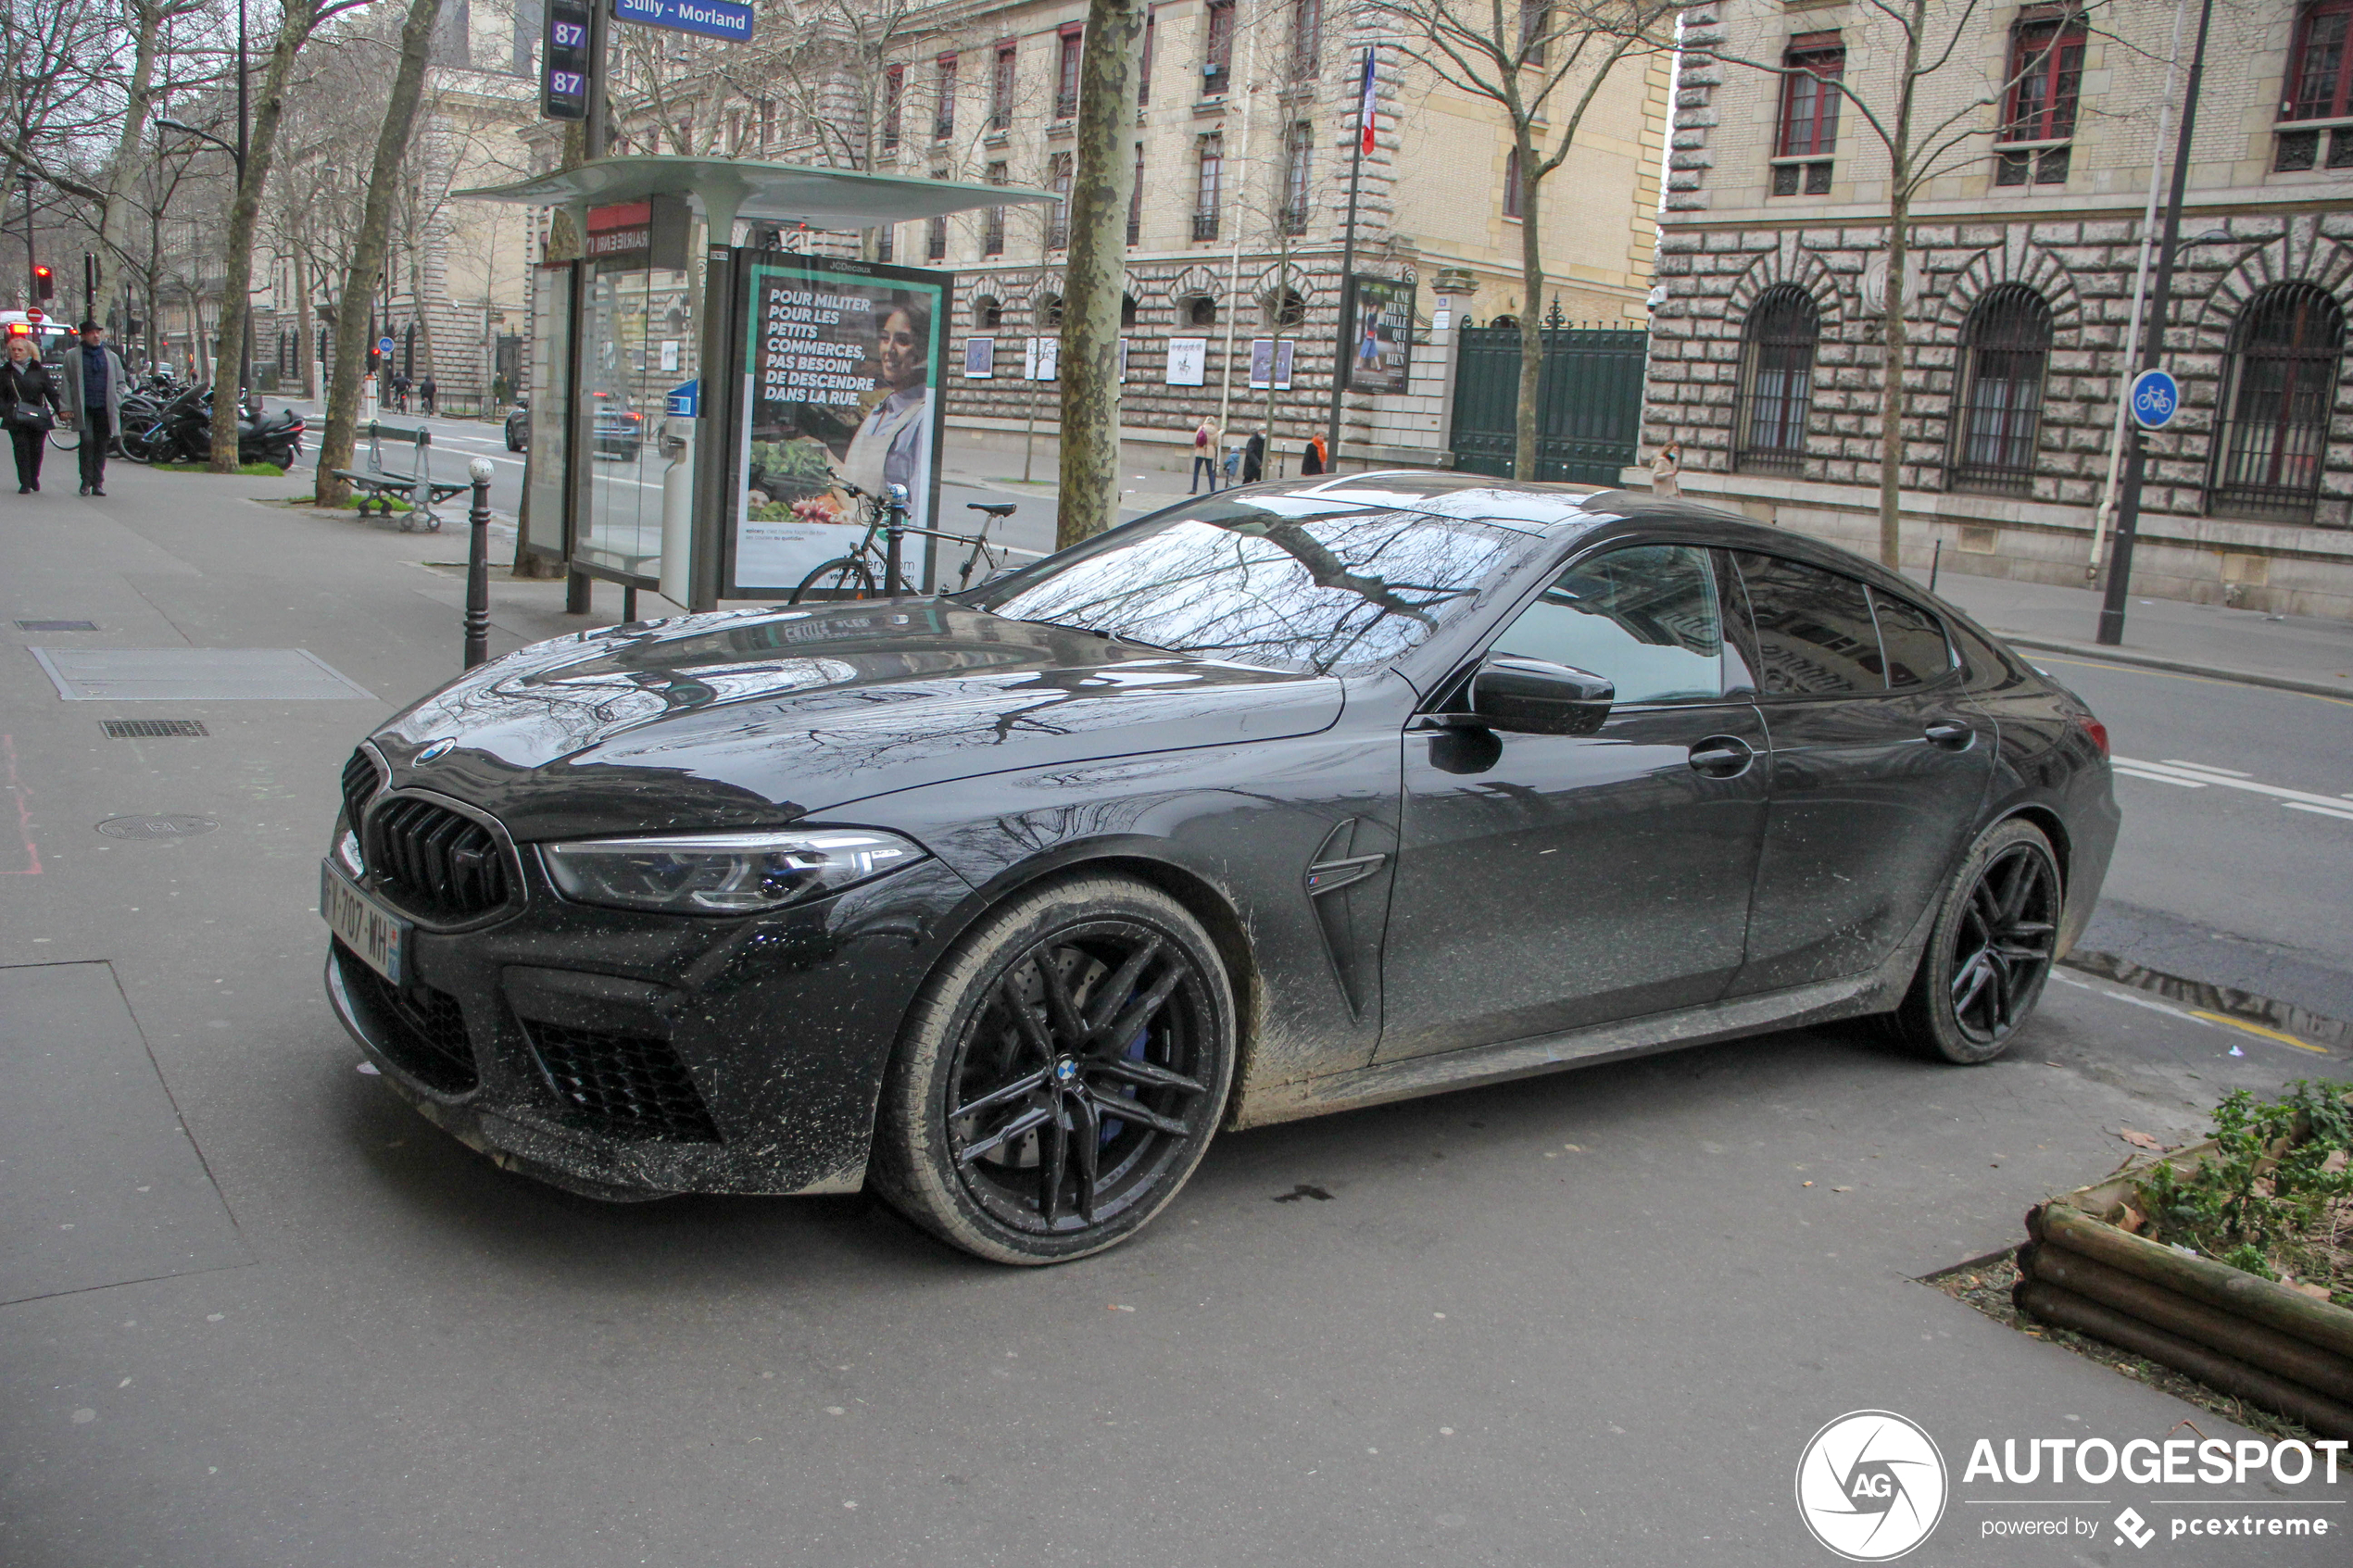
[{"x1": 322, "y1": 861, "x2": 409, "y2": 985}]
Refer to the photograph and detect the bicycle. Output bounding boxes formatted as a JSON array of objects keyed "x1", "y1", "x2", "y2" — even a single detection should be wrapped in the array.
[{"x1": 787, "y1": 489, "x2": 1038, "y2": 604}]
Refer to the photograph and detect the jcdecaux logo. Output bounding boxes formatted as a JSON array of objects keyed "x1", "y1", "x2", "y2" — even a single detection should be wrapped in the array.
[{"x1": 1796, "y1": 1411, "x2": 2347, "y2": 1559}]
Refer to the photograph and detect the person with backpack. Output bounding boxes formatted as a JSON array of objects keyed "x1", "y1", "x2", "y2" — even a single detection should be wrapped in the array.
[{"x1": 1189, "y1": 416, "x2": 1220, "y2": 493}]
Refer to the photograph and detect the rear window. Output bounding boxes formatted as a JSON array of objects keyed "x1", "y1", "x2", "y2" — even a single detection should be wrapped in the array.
[
  {"x1": 962, "y1": 496, "x2": 1531, "y2": 675},
  {"x1": 1730, "y1": 552, "x2": 1883, "y2": 696},
  {"x1": 1869, "y1": 588, "x2": 1955, "y2": 689}
]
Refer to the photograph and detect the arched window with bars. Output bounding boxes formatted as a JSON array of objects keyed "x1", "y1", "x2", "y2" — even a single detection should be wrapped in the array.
[
  {"x1": 2210, "y1": 282, "x2": 2346, "y2": 521},
  {"x1": 1734, "y1": 284, "x2": 1818, "y2": 474},
  {"x1": 1950, "y1": 284, "x2": 2053, "y2": 494}
]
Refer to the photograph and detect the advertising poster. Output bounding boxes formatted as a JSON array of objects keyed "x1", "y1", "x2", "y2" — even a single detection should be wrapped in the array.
[
  {"x1": 1165, "y1": 336, "x2": 1207, "y2": 386},
  {"x1": 1344, "y1": 274, "x2": 1416, "y2": 395},
  {"x1": 1024, "y1": 335, "x2": 1059, "y2": 382},
  {"x1": 1248, "y1": 338, "x2": 1296, "y2": 391},
  {"x1": 963, "y1": 336, "x2": 995, "y2": 379},
  {"x1": 730, "y1": 254, "x2": 949, "y2": 596}
]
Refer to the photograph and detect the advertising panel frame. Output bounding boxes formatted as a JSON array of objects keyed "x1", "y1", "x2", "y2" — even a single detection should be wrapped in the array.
[{"x1": 1342, "y1": 274, "x2": 1416, "y2": 395}]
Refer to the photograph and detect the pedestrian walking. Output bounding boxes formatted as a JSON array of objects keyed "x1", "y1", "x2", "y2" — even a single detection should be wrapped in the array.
[
  {"x1": 419, "y1": 373, "x2": 436, "y2": 415},
  {"x1": 1648, "y1": 441, "x2": 1681, "y2": 499},
  {"x1": 1189, "y1": 416, "x2": 1220, "y2": 493},
  {"x1": 1, "y1": 333, "x2": 63, "y2": 494},
  {"x1": 1241, "y1": 427, "x2": 1265, "y2": 484},
  {"x1": 58, "y1": 320, "x2": 129, "y2": 496},
  {"x1": 1301, "y1": 432, "x2": 1327, "y2": 476}
]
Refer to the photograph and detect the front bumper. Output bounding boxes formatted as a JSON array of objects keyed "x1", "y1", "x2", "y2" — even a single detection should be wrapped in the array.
[{"x1": 322, "y1": 849, "x2": 976, "y2": 1199}]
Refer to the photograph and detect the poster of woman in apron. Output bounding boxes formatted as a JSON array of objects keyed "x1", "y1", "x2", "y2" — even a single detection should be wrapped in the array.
[{"x1": 841, "y1": 300, "x2": 931, "y2": 513}]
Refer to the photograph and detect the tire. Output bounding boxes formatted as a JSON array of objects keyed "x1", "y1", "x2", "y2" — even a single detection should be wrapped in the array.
[
  {"x1": 506, "y1": 429, "x2": 523, "y2": 452},
  {"x1": 1892, "y1": 818, "x2": 2062, "y2": 1064},
  {"x1": 871, "y1": 874, "x2": 1238, "y2": 1264},
  {"x1": 789, "y1": 557, "x2": 877, "y2": 604}
]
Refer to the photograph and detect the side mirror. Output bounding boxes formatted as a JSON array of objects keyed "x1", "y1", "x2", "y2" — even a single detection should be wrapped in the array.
[{"x1": 1468, "y1": 653, "x2": 1615, "y2": 735}]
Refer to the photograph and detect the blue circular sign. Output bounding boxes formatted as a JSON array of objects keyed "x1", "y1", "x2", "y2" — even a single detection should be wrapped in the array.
[
  {"x1": 379, "y1": 336, "x2": 395, "y2": 355},
  {"x1": 2129, "y1": 368, "x2": 2180, "y2": 431}
]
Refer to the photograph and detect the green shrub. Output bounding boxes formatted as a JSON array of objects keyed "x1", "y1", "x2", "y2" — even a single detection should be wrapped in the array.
[{"x1": 2134, "y1": 1080, "x2": 2352, "y2": 1298}]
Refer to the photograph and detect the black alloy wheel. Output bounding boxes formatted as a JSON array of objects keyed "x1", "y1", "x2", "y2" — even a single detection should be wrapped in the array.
[
  {"x1": 874, "y1": 875, "x2": 1235, "y2": 1263},
  {"x1": 789, "y1": 557, "x2": 877, "y2": 605},
  {"x1": 1895, "y1": 818, "x2": 2061, "y2": 1064}
]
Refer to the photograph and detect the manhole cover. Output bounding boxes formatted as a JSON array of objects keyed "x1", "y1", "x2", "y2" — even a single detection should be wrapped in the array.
[
  {"x1": 94, "y1": 815, "x2": 218, "y2": 839},
  {"x1": 102, "y1": 720, "x2": 209, "y2": 738},
  {"x1": 16, "y1": 620, "x2": 98, "y2": 632}
]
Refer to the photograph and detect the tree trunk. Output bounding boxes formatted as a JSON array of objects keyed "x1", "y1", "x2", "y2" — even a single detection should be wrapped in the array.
[
  {"x1": 211, "y1": 0, "x2": 313, "y2": 471},
  {"x1": 95, "y1": 0, "x2": 166, "y2": 329},
  {"x1": 408, "y1": 193, "x2": 437, "y2": 387},
  {"x1": 316, "y1": 0, "x2": 444, "y2": 505},
  {"x1": 1875, "y1": 3, "x2": 1928, "y2": 571},
  {"x1": 1513, "y1": 132, "x2": 1544, "y2": 481},
  {"x1": 1055, "y1": 0, "x2": 1147, "y2": 549},
  {"x1": 294, "y1": 249, "x2": 316, "y2": 400}
]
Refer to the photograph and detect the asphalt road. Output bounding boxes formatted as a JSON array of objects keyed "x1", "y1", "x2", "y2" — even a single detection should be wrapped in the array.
[{"x1": 4, "y1": 464, "x2": 2347, "y2": 1567}]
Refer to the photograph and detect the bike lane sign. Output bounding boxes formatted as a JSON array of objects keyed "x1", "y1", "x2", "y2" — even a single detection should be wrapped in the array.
[{"x1": 2129, "y1": 368, "x2": 2180, "y2": 431}]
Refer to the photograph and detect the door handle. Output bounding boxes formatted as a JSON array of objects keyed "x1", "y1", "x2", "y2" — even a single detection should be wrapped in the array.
[
  {"x1": 1923, "y1": 721, "x2": 1976, "y2": 751},
  {"x1": 1687, "y1": 736, "x2": 1755, "y2": 778}
]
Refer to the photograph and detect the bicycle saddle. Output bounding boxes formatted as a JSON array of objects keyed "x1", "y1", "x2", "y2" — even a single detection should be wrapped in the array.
[{"x1": 966, "y1": 501, "x2": 1018, "y2": 519}]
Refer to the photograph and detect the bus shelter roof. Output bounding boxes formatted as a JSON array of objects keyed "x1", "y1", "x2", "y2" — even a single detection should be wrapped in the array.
[{"x1": 452, "y1": 156, "x2": 1050, "y2": 229}]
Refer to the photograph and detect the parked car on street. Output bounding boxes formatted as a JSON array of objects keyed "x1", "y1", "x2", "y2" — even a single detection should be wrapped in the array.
[
  {"x1": 503, "y1": 397, "x2": 527, "y2": 452},
  {"x1": 322, "y1": 475, "x2": 2118, "y2": 1263},
  {"x1": 502, "y1": 394, "x2": 640, "y2": 460}
]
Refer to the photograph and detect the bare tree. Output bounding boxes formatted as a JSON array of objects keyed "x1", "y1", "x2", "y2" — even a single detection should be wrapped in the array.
[
  {"x1": 1692, "y1": 0, "x2": 2121, "y2": 567},
  {"x1": 1055, "y1": 0, "x2": 1145, "y2": 548},
  {"x1": 1371, "y1": 0, "x2": 1680, "y2": 481}
]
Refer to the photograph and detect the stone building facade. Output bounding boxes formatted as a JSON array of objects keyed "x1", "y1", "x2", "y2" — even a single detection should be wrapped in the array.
[{"x1": 1641, "y1": 2, "x2": 2353, "y2": 620}]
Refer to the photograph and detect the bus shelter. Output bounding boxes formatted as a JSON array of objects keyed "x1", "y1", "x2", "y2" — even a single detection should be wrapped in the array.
[{"x1": 454, "y1": 157, "x2": 1049, "y2": 610}]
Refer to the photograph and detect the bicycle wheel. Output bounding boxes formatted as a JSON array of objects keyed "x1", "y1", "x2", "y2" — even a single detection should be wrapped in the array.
[
  {"x1": 790, "y1": 557, "x2": 878, "y2": 605},
  {"x1": 47, "y1": 425, "x2": 79, "y2": 453}
]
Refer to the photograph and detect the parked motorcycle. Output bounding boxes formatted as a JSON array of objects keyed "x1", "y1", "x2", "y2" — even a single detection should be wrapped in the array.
[{"x1": 131, "y1": 385, "x2": 303, "y2": 468}]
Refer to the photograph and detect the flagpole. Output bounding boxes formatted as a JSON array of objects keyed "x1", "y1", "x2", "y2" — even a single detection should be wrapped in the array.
[{"x1": 1326, "y1": 44, "x2": 1373, "y2": 468}]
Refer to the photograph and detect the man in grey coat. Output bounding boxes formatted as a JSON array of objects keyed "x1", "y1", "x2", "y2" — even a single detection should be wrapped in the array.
[{"x1": 57, "y1": 320, "x2": 128, "y2": 495}]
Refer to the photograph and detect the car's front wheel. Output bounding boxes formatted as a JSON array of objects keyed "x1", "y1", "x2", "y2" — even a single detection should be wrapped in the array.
[
  {"x1": 872, "y1": 874, "x2": 1236, "y2": 1263},
  {"x1": 1894, "y1": 818, "x2": 2062, "y2": 1064}
]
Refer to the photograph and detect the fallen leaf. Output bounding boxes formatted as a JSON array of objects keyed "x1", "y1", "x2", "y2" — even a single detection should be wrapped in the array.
[
  {"x1": 1802, "y1": 1180, "x2": 1814, "y2": 1187},
  {"x1": 2119, "y1": 1128, "x2": 2165, "y2": 1151},
  {"x1": 1831, "y1": 1185, "x2": 1853, "y2": 1193},
  {"x1": 2289, "y1": 1282, "x2": 2332, "y2": 1301}
]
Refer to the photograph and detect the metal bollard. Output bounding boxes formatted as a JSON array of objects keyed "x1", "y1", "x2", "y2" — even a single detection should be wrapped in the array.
[
  {"x1": 464, "y1": 458, "x2": 494, "y2": 669},
  {"x1": 883, "y1": 482, "x2": 909, "y2": 598}
]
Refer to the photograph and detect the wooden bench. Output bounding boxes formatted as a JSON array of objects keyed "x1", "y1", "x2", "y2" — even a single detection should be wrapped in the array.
[{"x1": 332, "y1": 420, "x2": 470, "y2": 533}]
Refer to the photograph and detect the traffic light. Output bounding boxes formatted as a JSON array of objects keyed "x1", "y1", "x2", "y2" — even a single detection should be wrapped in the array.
[{"x1": 31, "y1": 265, "x2": 54, "y2": 301}]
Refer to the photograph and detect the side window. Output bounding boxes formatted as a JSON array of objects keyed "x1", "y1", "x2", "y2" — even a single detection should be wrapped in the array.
[
  {"x1": 1951, "y1": 619, "x2": 2024, "y2": 693},
  {"x1": 1493, "y1": 544, "x2": 1729, "y2": 704},
  {"x1": 1869, "y1": 588, "x2": 1955, "y2": 689},
  {"x1": 1730, "y1": 552, "x2": 1882, "y2": 696}
]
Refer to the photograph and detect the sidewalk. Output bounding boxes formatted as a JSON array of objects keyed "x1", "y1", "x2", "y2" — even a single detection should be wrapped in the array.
[{"x1": 1929, "y1": 571, "x2": 2353, "y2": 699}]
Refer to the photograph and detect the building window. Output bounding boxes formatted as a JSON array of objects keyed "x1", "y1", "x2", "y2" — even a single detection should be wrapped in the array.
[
  {"x1": 1194, "y1": 132, "x2": 1223, "y2": 240},
  {"x1": 1128, "y1": 143, "x2": 1144, "y2": 245},
  {"x1": 936, "y1": 55, "x2": 957, "y2": 141},
  {"x1": 1519, "y1": 3, "x2": 1549, "y2": 68},
  {"x1": 1281, "y1": 122, "x2": 1312, "y2": 233},
  {"x1": 1047, "y1": 151, "x2": 1073, "y2": 249},
  {"x1": 975, "y1": 295, "x2": 1003, "y2": 330},
  {"x1": 1039, "y1": 293, "x2": 1064, "y2": 329},
  {"x1": 1057, "y1": 25, "x2": 1083, "y2": 119},
  {"x1": 2276, "y1": 0, "x2": 2353, "y2": 170},
  {"x1": 1734, "y1": 284, "x2": 1819, "y2": 475},
  {"x1": 985, "y1": 161, "x2": 1007, "y2": 256},
  {"x1": 876, "y1": 224, "x2": 895, "y2": 262},
  {"x1": 1122, "y1": 293, "x2": 1139, "y2": 328},
  {"x1": 926, "y1": 197, "x2": 948, "y2": 262},
  {"x1": 1994, "y1": 14, "x2": 2084, "y2": 185},
  {"x1": 1203, "y1": 0, "x2": 1235, "y2": 94},
  {"x1": 1503, "y1": 147, "x2": 1522, "y2": 219},
  {"x1": 1187, "y1": 295, "x2": 1218, "y2": 327},
  {"x1": 1950, "y1": 284, "x2": 2054, "y2": 495},
  {"x1": 1139, "y1": 7, "x2": 1157, "y2": 107},
  {"x1": 2210, "y1": 282, "x2": 2346, "y2": 521},
  {"x1": 1771, "y1": 34, "x2": 1842, "y2": 195},
  {"x1": 1291, "y1": 0, "x2": 1321, "y2": 80},
  {"x1": 1265, "y1": 287, "x2": 1307, "y2": 329},
  {"x1": 883, "y1": 64, "x2": 903, "y2": 152},
  {"x1": 991, "y1": 44, "x2": 1016, "y2": 132}
]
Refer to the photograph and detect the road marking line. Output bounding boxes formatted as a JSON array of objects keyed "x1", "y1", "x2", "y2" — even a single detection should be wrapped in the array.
[
  {"x1": 2026, "y1": 653, "x2": 2353, "y2": 709},
  {"x1": 2283, "y1": 800, "x2": 2353, "y2": 822},
  {"x1": 2188, "y1": 1010, "x2": 2331, "y2": 1054},
  {"x1": 2114, "y1": 756, "x2": 2353, "y2": 815},
  {"x1": 2113, "y1": 765, "x2": 2206, "y2": 787},
  {"x1": 2158, "y1": 759, "x2": 2251, "y2": 778}
]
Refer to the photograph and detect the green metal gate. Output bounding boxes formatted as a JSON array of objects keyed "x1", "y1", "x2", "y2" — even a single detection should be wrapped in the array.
[{"x1": 1450, "y1": 324, "x2": 1647, "y2": 485}]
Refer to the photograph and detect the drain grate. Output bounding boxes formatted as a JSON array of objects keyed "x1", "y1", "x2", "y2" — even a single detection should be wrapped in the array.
[
  {"x1": 16, "y1": 620, "x2": 99, "y2": 632},
  {"x1": 102, "y1": 720, "x2": 209, "y2": 739}
]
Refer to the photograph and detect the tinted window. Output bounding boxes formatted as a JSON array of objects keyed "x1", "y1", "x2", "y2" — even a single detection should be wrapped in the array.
[
  {"x1": 1951, "y1": 619, "x2": 2024, "y2": 692},
  {"x1": 963, "y1": 496, "x2": 1528, "y2": 675},
  {"x1": 1494, "y1": 544, "x2": 1728, "y2": 704},
  {"x1": 1869, "y1": 589, "x2": 1953, "y2": 688},
  {"x1": 1731, "y1": 552, "x2": 1882, "y2": 696}
]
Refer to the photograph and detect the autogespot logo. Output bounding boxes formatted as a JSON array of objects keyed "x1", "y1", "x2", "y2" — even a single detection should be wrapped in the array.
[{"x1": 1796, "y1": 1411, "x2": 1950, "y2": 1562}]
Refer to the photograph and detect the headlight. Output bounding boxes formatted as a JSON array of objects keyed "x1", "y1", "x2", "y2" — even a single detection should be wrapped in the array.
[{"x1": 538, "y1": 828, "x2": 925, "y2": 915}]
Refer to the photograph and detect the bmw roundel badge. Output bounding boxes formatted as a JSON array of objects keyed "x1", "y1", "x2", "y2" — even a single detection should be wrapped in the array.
[{"x1": 416, "y1": 738, "x2": 458, "y2": 763}]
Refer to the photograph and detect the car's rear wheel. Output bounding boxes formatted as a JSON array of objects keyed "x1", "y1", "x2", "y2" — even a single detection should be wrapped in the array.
[
  {"x1": 1894, "y1": 818, "x2": 2061, "y2": 1064},
  {"x1": 872, "y1": 875, "x2": 1236, "y2": 1264}
]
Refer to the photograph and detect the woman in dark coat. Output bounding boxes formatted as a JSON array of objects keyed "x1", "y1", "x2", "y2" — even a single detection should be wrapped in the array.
[
  {"x1": 1241, "y1": 428, "x2": 1265, "y2": 484},
  {"x1": 2, "y1": 335, "x2": 64, "y2": 494}
]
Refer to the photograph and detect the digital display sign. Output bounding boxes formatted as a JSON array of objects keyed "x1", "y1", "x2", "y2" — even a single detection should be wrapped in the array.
[{"x1": 543, "y1": 0, "x2": 592, "y2": 121}]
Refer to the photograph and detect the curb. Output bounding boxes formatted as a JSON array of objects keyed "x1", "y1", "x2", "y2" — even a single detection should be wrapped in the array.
[{"x1": 1995, "y1": 633, "x2": 2353, "y2": 702}]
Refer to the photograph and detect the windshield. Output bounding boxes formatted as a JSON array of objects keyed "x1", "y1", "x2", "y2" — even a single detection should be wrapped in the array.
[{"x1": 961, "y1": 495, "x2": 1532, "y2": 675}]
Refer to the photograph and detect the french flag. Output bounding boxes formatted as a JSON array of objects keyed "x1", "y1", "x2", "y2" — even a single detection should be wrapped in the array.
[{"x1": 1357, "y1": 47, "x2": 1377, "y2": 154}]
